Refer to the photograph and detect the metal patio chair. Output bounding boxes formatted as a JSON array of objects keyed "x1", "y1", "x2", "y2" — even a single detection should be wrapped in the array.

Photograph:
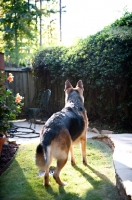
[{"x1": 28, "y1": 89, "x2": 51, "y2": 128}]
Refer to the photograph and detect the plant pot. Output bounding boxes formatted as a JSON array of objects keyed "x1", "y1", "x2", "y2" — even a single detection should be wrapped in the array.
[{"x1": 0, "y1": 136, "x2": 7, "y2": 156}]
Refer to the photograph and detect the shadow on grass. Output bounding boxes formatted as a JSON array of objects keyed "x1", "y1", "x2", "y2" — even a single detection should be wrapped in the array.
[
  {"x1": 45, "y1": 185, "x2": 82, "y2": 200},
  {"x1": 0, "y1": 160, "x2": 38, "y2": 200},
  {"x1": 72, "y1": 163, "x2": 119, "y2": 199},
  {"x1": 73, "y1": 164, "x2": 111, "y2": 186},
  {"x1": 44, "y1": 163, "x2": 120, "y2": 200}
]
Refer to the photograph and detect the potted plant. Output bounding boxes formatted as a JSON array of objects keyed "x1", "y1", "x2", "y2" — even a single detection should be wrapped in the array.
[{"x1": 0, "y1": 71, "x2": 24, "y2": 155}]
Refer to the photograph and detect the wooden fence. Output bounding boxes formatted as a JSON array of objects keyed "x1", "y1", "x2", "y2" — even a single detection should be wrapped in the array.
[
  {"x1": 4, "y1": 67, "x2": 108, "y2": 119},
  {"x1": 5, "y1": 67, "x2": 35, "y2": 115},
  {"x1": 5, "y1": 67, "x2": 127, "y2": 124},
  {"x1": 4, "y1": 67, "x2": 66, "y2": 117}
]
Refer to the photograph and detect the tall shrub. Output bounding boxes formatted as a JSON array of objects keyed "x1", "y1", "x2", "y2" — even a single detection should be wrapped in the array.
[{"x1": 32, "y1": 12, "x2": 132, "y2": 130}]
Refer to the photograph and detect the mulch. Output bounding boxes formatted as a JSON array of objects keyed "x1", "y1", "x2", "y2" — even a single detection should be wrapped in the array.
[{"x1": 0, "y1": 142, "x2": 19, "y2": 176}]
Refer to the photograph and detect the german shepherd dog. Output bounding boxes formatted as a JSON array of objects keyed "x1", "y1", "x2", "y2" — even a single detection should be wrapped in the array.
[{"x1": 36, "y1": 80, "x2": 89, "y2": 186}]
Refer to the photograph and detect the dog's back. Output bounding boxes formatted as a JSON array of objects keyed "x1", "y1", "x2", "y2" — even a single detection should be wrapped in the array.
[{"x1": 36, "y1": 80, "x2": 88, "y2": 186}]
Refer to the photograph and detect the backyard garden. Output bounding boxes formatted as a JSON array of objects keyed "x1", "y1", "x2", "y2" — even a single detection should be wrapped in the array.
[{"x1": 0, "y1": 1, "x2": 132, "y2": 199}]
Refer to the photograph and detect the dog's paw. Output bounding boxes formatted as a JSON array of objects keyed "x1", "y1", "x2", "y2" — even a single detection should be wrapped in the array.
[
  {"x1": 71, "y1": 160, "x2": 76, "y2": 166},
  {"x1": 44, "y1": 182, "x2": 50, "y2": 186},
  {"x1": 83, "y1": 160, "x2": 88, "y2": 166},
  {"x1": 60, "y1": 181, "x2": 67, "y2": 186},
  {"x1": 43, "y1": 178, "x2": 50, "y2": 186},
  {"x1": 53, "y1": 174, "x2": 67, "y2": 186}
]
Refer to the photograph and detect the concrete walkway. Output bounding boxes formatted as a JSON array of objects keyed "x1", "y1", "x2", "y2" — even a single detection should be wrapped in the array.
[
  {"x1": 8, "y1": 120, "x2": 41, "y2": 144},
  {"x1": 109, "y1": 134, "x2": 132, "y2": 200},
  {"x1": 9, "y1": 120, "x2": 132, "y2": 200}
]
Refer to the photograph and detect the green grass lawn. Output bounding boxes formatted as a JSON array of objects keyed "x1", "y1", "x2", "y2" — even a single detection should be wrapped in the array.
[{"x1": 0, "y1": 139, "x2": 119, "y2": 200}]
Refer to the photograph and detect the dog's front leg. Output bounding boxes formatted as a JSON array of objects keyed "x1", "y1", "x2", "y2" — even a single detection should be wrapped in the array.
[
  {"x1": 70, "y1": 145, "x2": 76, "y2": 166},
  {"x1": 80, "y1": 137, "x2": 87, "y2": 165}
]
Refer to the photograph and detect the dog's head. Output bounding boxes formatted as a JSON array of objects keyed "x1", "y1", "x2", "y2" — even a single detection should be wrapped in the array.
[{"x1": 64, "y1": 80, "x2": 84, "y2": 105}]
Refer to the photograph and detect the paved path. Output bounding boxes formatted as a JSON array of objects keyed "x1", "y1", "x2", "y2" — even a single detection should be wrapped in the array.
[
  {"x1": 109, "y1": 134, "x2": 132, "y2": 199},
  {"x1": 9, "y1": 120, "x2": 42, "y2": 144},
  {"x1": 9, "y1": 120, "x2": 132, "y2": 200}
]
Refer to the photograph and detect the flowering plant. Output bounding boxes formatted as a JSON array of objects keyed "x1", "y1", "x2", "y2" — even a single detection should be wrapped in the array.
[{"x1": 0, "y1": 71, "x2": 24, "y2": 135}]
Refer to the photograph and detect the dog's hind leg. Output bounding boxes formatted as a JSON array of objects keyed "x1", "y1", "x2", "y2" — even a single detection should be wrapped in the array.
[
  {"x1": 53, "y1": 158, "x2": 68, "y2": 186},
  {"x1": 52, "y1": 128, "x2": 71, "y2": 186},
  {"x1": 44, "y1": 167, "x2": 50, "y2": 186},
  {"x1": 70, "y1": 145, "x2": 76, "y2": 166},
  {"x1": 80, "y1": 137, "x2": 87, "y2": 165},
  {"x1": 43, "y1": 149, "x2": 53, "y2": 186}
]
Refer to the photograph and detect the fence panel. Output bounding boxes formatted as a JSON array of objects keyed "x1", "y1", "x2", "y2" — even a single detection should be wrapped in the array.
[
  {"x1": 4, "y1": 69, "x2": 91, "y2": 117},
  {"x1": 6, "y1": 68, "x2": 118, "y2": 121},
  {"x1": 5, "y1": 68, "x2": 35, "y2": 114}
]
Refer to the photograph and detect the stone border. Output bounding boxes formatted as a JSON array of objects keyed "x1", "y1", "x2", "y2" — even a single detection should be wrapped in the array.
[{"x1": 92, "y1": 134, "x2": 131, "y2": 200}]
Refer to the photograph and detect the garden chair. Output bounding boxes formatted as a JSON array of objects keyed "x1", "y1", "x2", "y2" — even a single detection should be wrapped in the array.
[{"x1": 28, "y1": 89, "x2": 51, "y2": 128}]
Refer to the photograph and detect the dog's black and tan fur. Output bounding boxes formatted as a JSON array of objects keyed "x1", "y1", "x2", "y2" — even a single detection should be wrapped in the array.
[{"x1": 36, "y1": 80, "x2": 89, "y2": 186}]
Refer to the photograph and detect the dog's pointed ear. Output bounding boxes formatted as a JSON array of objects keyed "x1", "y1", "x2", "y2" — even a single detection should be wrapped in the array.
[
  {"x1": 76, "y1": 80, "x2": 84, "y2": 91},
  {"x1": 64, "y1": 80, "x2": 73, "y2": 91}
]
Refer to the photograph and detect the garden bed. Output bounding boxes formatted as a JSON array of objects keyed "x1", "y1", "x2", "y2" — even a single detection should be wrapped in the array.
[{"x1": 0, "y1": 142, "x2": 19, "y2": 176}]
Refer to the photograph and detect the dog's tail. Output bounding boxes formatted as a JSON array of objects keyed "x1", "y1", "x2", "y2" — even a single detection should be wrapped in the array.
[{"x1": 36, "y1": 144, "x2": 48, "y2": 171}]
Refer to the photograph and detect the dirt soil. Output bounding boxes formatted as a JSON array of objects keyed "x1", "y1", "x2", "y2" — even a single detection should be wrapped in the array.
[{"x1": 0, "y1": 143, "x2": 19, "y2": 176}]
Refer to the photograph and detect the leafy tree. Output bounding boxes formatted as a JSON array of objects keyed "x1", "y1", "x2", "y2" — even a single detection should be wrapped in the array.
[
  {"x1": 0, "y1": 0, "x2": 58, "y2": 66},
  {"x1": 0, "y1": 0, "x2": 39, "y2": 65}
]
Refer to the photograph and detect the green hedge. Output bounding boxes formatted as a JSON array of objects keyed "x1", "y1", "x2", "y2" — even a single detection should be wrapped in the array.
[{"x1": 32, "y1": 13, "x2": 132, "y2": 130}]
